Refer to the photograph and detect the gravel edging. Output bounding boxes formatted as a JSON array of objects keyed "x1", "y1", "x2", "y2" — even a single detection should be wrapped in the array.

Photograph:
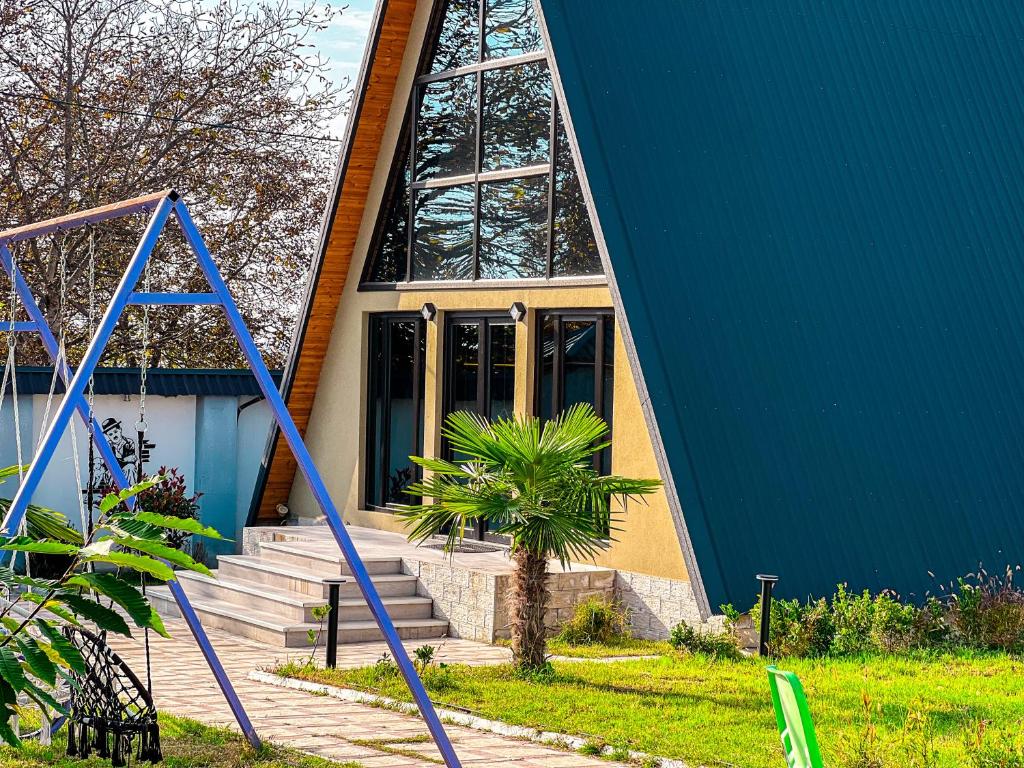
[{"x1": 248, "y1": 670, "x2": 694, "y2": 768}]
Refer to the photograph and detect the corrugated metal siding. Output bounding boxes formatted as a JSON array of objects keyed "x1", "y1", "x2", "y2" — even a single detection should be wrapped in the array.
[
  {"x1": 7, "y1": 368, "x2": 282, "y2": 397},
  {"x1": 542, "y1": 0, "x2": 1024, "y2": 608}
]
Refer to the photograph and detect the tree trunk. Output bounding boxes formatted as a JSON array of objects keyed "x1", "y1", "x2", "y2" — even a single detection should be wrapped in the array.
[{"x1": 510, "y1": 547, "x2": 549, "y2": 669}]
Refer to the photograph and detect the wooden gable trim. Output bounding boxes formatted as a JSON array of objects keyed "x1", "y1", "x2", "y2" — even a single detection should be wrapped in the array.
[{"x1": 251, "y1": 0, "x2": 418, "y2": 523}]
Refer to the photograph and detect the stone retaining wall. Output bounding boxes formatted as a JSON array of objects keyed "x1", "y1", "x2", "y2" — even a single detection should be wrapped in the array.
[
  {"x1": 404, "y1": 559, "x2": 616, "y2": 642},
  {"x1": 614, "y1": 571, "x2": 722, "y2": 638}
]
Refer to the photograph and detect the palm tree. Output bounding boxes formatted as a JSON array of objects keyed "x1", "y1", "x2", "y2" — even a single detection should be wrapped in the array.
[{"x1": 399, "y1": 403, "x2": 661, "y2": 669}]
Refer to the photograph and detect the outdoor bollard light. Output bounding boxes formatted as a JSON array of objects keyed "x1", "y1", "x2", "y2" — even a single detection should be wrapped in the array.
[
  {"x1": 324, "y1": 576, "x2": 346, "y2": 668},
  {"x1": 756, "y1": 574, "x2": 779, "y2": 657}
]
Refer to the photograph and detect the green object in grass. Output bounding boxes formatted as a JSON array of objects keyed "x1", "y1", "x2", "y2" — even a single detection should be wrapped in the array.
[{"x1": 766, "y1": 666, "x2": 823, "y2": 768}]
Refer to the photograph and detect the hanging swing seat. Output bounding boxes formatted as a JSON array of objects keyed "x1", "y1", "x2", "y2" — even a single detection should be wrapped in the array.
[{"x1": 62, "y1": 625, "x2": 162, "y2": 766}]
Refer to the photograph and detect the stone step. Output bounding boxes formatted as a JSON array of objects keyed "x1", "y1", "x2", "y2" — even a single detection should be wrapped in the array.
[
  {"x1": 217, "y1": 555, "x2": 419, "y2": 598},
  {"x1": 257, "y1": 541, "x2": 403, "y2": 576},
  {"x1": 174, "y1": 571, "x2": 434, "y2": 623},
  {"x1": 148, "y1": 589, "x2": 448, "y2": 647}
]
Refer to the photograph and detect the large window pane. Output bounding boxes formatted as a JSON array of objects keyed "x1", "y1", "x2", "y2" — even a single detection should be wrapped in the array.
[
  {"x1": 366, "y1": 316, "x2": 425, "y2": 508},
  {"x1": 484, "y1": 0, "x2": 542, "y2": 60},
  {"x1": 488, "y1": 323, "x2": 515, "y2": 420},
  {"x1": 482, "y1": 62, "x2": 551, "y2": 171},
  {"x1": 413, "y1": 184, "x2": 475, "y2": 280},
  {"x1": 450, "y1": 323, "x2": 480, "y2": 414},
  {"x1": 429, "y1": 0, "x2": 480, "y2": 73},
  {"x1": 368, "y1": 142, "x2": 410, "y2": 282},
  {"x1": 552, "y1": 113, "x2": 602, "y2": 276},
  {"x1": 537, "y1": 314, "x2": 555, "y2": 420},
  {"x1": 562, "y1": 319, "x2": 597, "y2": 411},
  {"x1": 478, "y1": 176, "x2": 547, "y2": 279},
  {"x1": 416, "y1": 75, "x2": 477, "y2": 180}
]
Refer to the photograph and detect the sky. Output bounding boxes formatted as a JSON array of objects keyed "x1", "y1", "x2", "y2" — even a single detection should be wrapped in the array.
[{"x1": 312, "y1": 0, "x2": 377, "y2": 137}]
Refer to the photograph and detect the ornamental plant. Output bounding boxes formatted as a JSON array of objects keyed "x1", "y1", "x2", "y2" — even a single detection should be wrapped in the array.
[
  {"x1": 400, "y1": 404, "x2": 660, "y2": 669},
  {"x1": 0, "y1": 468, "x2": 222, "y2": 746},
  {"x1": 102, "y1": 467, "x2": 201, "y2": 550}
]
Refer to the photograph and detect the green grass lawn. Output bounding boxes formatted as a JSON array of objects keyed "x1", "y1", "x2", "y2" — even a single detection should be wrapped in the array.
[
  {"x1": 541, "y1": 638, "x2": 673, "y2": 658},
  {"x1": 0, "y1": 713, "x2": 357, "y2": 768},
  {"x1": 278, "y1": 651, "x2": 1024, "y2": 768}
]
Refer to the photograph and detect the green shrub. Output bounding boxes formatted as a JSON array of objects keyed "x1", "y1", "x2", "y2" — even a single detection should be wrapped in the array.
[
  {"x1": 750, "y1": 595, "x2": 834, "y2": 657},
  {"x1": 911, "y1": 597, "x2": 950, "y2": 649},
  {"x1": 869, "y1": 590, "x2": 918, "y2": 653},
  {"x1": 949, "y1": 569, "x2": 1024, "y2": 653},
  {"x1": 831, "y1": 584, "x2": 878, "y2": 656},
  {"x1": 556, "y1": 597, "x2": 630, "y2": 645},
  {"x1": 669, "y1": 622, "x2": 742, "y2": 660}
]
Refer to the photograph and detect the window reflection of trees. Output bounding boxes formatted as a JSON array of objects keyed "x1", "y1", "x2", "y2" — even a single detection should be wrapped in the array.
[
  {"x1": 364, "y1": 0, "x2": 603, "y2": 284},
  {"x1": 479, "y1": 177, "x2": 547, "y2": 278},
  {"x1": 484, "y1": 0, "x2": 542, "y2": 60},
  {"x1": 429, "y1": 0, "x2": 479, "y2": 73},
  {"x1": 416, "y1": 75, "x2": 477, "y2": 180},
  {"x1": 482, "y1": 62, "x2": 550, "y2": 171},
  {"x1": 553, "y1": 111, "x2": 602, "y2": 276},
  {"x1": 413, "y1": 184, "x2": 475, "y2": 280}
]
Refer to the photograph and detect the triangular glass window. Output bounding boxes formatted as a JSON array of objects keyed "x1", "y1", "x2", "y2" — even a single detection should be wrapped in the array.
[
  {"x1": 362, "y1": 0, "x2": 602, "y2": 285},
  {"x1": 365, "y1": 131, "x2": 410, "y2": 283}
]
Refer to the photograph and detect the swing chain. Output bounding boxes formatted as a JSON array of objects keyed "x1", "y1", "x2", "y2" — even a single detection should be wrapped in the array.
[
  {"x1": 136, "y1": 260, "x2": 150, "y2": 435},
  {"x1": 6, "y1": 241, "x2": 16, "y2": 348},
  {"x1": 87, "y1": 224, "x2": 96, "y2": 408}
]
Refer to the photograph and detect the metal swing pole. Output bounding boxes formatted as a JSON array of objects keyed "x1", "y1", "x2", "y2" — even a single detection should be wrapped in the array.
[
  {"x1": 0, "y1": 196, "x2": 261, "y2": 750},
  {"x1": 172, "y1": 201, "x2": 464, "y2": 768}
]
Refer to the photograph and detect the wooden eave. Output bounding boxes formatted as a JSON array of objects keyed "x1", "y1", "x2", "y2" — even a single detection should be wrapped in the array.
[{"x1": 251, "y1": 0, "x2": 417, "y2": 522}]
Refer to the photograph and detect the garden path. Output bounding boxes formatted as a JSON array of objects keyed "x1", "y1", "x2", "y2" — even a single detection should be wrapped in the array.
[{"x1": 109, "y1": 619, "x2": 619, "y2": 768}]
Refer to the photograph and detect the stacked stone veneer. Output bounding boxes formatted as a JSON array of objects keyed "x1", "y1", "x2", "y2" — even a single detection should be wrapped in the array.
[
  {"x1": 614, "y1": 571, "x2": 720, "y2": 639},
  {"x1": 404, "y1": 559, "x2": 616, "y2": 642},
  {"x1": 240, "y1": 527, "x2": 716, "y2": 640}
]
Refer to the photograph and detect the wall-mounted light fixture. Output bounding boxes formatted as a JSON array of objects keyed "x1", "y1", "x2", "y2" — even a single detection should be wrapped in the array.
[
  {"x1": 509, "y1": 301, "x2": 527, "y2": 322},
  {"x1": 420, "y1": 302, "x2": 437, "y2": 322}
]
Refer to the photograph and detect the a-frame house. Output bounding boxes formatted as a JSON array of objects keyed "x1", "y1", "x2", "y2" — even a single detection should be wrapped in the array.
[{"x1": 251, "y1": 0, "x2": 1024, "y2": 625}]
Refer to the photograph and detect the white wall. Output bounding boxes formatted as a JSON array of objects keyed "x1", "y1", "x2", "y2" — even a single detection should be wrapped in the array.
[{"x1": 25, "y1": 394, "x2": 196, "y2": 532}]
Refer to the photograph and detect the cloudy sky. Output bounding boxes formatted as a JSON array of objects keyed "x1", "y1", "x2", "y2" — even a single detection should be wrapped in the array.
[{"x1": 313, "y1": 0, "x2": 376, "y2": 136}]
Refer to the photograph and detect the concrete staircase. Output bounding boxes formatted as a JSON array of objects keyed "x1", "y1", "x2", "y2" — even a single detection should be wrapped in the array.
[{"x1": 149, "y1": 538, "x2": 448, "y2": 647}]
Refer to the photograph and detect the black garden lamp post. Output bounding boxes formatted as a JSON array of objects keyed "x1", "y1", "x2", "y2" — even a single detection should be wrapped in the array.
[{"x1": 756, "y1": 574, "x2": 779, "y2": 657}]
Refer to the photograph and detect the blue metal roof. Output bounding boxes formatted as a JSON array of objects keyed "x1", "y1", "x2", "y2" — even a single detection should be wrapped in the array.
[
  {"x1": 7, "y1": 367, "x2": 281, "y2": 397},
  {"x1": 542, "y1": 0, "x2": 1024, "y2": 608}
]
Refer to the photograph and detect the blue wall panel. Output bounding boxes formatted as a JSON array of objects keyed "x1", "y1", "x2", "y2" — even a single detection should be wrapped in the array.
[{"x1": 542, "y1": 0, "x2": 1024, "y2": 607}]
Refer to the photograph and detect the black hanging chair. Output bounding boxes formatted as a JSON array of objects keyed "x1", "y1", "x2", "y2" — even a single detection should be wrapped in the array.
[{"x1": 62, "y1": 625, "x2": 162, "y2": 767}]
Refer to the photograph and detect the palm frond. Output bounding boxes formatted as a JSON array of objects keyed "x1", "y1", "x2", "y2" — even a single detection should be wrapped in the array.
[{"x1": 399, "y1": 407, "x2": 660, "y2": 564}]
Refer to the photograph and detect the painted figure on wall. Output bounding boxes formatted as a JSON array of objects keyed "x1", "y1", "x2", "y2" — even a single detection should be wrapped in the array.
[{"x1": 88, "y1": 418, "x2": 156, "y2": 492}]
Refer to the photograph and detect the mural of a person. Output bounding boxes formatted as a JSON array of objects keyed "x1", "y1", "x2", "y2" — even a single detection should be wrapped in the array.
[{"x1": 92, "y1": 418, "x2": 138, "y2": 487}]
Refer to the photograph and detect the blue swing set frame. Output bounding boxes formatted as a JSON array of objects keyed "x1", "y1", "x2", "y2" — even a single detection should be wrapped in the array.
[{"x1": 0, "y1": 190, "x2": 462, "y2": 767}]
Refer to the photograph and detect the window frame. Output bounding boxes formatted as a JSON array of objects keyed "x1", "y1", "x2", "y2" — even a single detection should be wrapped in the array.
[
  {"x1": 360, "y1": 0, "x2": 603, "y2": 289},
  {"x1": 364, "y1": 312, "x2": 427, "y2": 511}
]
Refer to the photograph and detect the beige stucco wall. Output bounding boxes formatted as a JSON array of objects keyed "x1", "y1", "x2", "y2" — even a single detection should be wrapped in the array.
[{"x1": 286, "y1": 0, "x2": 689, "y2": 582}]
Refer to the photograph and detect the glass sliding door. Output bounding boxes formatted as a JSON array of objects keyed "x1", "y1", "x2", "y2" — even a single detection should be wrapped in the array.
[
  {"x1": 443, "y1": 314, "x2": 516, "y2": 539},
  {"x1": 365, "y1": 314, "x2": 426, "y2": 509},
  {"x1": 536, "y1": 310, "x2": 615, "y2": 474}
]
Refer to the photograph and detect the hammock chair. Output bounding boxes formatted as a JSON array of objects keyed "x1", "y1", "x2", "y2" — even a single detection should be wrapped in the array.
[{"x1": 63, "y1": 625, "x2": 162, "y2": 766}]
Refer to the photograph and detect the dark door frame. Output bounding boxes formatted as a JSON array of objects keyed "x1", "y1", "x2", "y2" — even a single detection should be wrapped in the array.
[
  {"x1": 442, "y1": 311, "x2": 516, "y2": 540},
  {"x1": 364, "y1": 312, "x2": 426, "y2": 510}
]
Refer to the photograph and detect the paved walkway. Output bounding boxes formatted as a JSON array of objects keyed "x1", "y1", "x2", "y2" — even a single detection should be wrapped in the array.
[{"x1": 109, "y1": 620, "x2": 619, "y2": 768}]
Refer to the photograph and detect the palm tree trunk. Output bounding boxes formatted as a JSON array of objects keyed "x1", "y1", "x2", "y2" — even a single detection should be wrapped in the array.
[{"x1": 510, "y1": 548, "x2": 549, "y2": 668}]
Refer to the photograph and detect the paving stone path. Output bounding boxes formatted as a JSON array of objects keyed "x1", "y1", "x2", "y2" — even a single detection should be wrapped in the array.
[{"x1": 109, "y1": 619, "x2": 621, "y2": 768}]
